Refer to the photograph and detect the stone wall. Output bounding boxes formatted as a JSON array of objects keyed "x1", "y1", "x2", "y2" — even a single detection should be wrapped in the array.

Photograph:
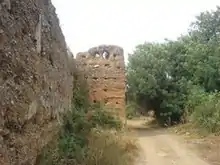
[
  {"x1": 0, "y1": 1, "x2": 74, "y2": 164},
  {"x1": 76, "y1": 45, "x2": 126, "y2": 117}
]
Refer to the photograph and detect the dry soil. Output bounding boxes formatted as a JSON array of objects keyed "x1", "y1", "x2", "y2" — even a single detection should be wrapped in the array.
[{"x1": 127, "y1": 119, "x2": 210, "y2": 165}]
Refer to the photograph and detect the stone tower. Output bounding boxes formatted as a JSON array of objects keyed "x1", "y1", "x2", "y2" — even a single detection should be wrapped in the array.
[{"x1": 76, "y1": 45, "x2": 126, "y2": 117}]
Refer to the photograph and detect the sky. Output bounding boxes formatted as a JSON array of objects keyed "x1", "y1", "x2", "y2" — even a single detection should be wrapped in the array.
[{"x1": 51, "y1": 0, "x2": 219, "y2": 61}]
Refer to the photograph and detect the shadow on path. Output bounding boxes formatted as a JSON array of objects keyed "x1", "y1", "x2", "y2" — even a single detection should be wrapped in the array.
[{"x1": 126, "y1": 118, "x2": 169, "y2": 137}]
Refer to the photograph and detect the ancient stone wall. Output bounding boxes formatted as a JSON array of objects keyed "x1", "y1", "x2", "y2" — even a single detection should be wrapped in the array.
[
  {"x1": 0, "y1": 1, "x2": 74, "y2": 164},
  {"x1": 76, "y1": 45, "x2": 126, "y2": 117}
]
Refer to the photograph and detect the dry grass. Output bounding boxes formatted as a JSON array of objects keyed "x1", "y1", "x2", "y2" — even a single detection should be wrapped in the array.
[
  {"x1": 169, "y1": 123, "x2": 205, "y2": 138},
  {"x1": 85, "y1": 128, "x2": 140, "y2": 165},
  {"x1": 193, "y1": 136, "x2": 220, "y2": 165},
  {"x1": 169, "y1": 123, "x2": 220, "y2": 164}
]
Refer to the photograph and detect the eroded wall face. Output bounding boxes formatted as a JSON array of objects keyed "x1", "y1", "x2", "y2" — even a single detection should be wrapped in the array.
[
  {"x1": 76, "y1": 46, "x2": 126, "y2": 117},
  {"x1": 0, "y1": 1, "x2": 74, "y2": 164}
]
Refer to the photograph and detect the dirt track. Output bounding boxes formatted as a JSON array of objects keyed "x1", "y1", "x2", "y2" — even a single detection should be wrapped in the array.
[{"x1": 128, "y1": 120, "x2": 210, "y2": 165}]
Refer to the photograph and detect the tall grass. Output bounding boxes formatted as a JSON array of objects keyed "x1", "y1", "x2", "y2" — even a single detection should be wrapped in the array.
[{"x1": 85, "y1": 128, "x2": 139, "y2": 165}]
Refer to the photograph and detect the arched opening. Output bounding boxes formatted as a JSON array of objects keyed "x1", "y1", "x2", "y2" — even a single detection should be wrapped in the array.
[{"x1": 102, "y1": 51, "x2": 110, "y2": 59}]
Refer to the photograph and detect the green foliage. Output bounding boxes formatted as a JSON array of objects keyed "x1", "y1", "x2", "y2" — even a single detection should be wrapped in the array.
[
  {"x1": 187, "y1": 6, "x2": 220, "y2": 92},
  {"x1": 190, "y1": 6, "x2": 220, "y2": 43},
  {"x1": 72, "y1": 74, "x2": 89, "y2": 111},
  {"x1": 36, "y1": 74, "x2": 123, "y2": 165},
  {"x1": 126, "y1": 6, "x2": 220, "y2": 125},
  {"x1": 191, "y1": 92, "x2": 220, "y2": 133},
  {"x1": 184, "y1": 86, "x2": 209, "y2": 116},
  {"x1": 127, "y1": 42, "x2": 189, "y2": 123},
  {"x1": 126, "y1": 102, "x2": 141, "y2": 119},
  {"x1": 58, "y1": 110, "x2": 89, "y2": 164},
  {"x1": 88, "y1": 108, "x2": 123, "y2": 130}
]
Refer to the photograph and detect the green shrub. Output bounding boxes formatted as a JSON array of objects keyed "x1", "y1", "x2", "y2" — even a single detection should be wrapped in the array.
[
  {"x1": 185, "y1": 86, "x2": 209, "y2": 116},
  {"x1": 125, "y1": 102, "x2": 141, "y2": 119},
  {"x1": 35, "y1": 65, "x2": 141, "y2": 165},
  {"x1": 191, "y1": 92, "x2": 220, "y2": 133},
  {"x1": 36, "y1": 109, "x2": 88, "y2": 165},
  {"x1": 89, "y1": 107, "x2": 123, "y2": 130},
  {"x1": 36, "y1": 73, "x2": 125, "y2": 165}
]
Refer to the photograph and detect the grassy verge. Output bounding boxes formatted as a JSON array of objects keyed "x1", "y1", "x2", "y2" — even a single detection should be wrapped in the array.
[
  {"x1": 36, "y1": 73, "x2": 139, "y2": 165},
  {"x1": 85, "y1": 128, "x2": 139, "y2": 165}
]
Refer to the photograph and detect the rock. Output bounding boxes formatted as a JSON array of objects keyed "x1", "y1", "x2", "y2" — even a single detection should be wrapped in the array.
[
  {"x1": 94, "y1": 64, "x2": 100, "y2": 68},
  {"x1": 0, "y1": 128, "x2": 9, "y2": 136},
  {"x1": 0, "y1": 29, "x2": 5, "y2": 50}
]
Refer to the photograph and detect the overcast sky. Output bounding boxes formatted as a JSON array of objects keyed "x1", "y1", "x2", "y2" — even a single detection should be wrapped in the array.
[{"x1": 51, "y1": 0, "x2": 219, "y2": 60}]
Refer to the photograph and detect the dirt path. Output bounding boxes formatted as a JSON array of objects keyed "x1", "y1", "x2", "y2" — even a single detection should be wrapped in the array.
[{"x1": 127, "y1": 119, "x2": 210, "y2": 165}]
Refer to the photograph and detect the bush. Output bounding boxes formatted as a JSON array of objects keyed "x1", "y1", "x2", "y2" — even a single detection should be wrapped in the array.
[
  {"x1": 88, "y1": 108, "x2": 123, "y2": 130},
  {"x1": 126, "y1": 102, "x2": 141, "y2": 119},
  {"x1": 36, "y1": 74, "x2": 134, "y2": 165},
  {"x1": 191, "y1": 92, "x2": 220, "y2": 133},
  {"x1": 185, "y1": 86, "x2": 209, "y2": 116},
  {"x1": 37, "y1": 104, "x2": 125, "y2": 165}
]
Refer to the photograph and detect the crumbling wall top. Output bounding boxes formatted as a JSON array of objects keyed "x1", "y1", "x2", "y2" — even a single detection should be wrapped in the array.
[
  {"x1": 76, "y1": 44, "x2": 124, "y2": 60},
  {"x1": 75, "y1": 44, "x2": 126, "y2": 118}
]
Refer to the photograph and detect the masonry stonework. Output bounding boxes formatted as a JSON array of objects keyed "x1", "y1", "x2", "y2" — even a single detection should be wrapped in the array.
[
  {"x1": 76, "y1": 45, "x2": 126, "y2": 117},
  {"x1": 0, "y1": 1, "x2": 74, "y2": 164}
]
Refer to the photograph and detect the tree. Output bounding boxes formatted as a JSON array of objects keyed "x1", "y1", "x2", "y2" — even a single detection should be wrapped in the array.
[
  {"x1": 126, "y1": 6, "x2": 220, "y2": 124},
  {"x1": 127, "y1": 42, "x2": 189, "y2": 124},
  {"x1": 187, "y1": 6, "x2": 220, "y2": 91}
]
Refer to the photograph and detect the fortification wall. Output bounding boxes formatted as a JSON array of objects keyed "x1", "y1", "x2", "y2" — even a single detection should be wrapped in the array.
[
  {"x1": 76, "y1": 45, "x2": 126, "y2": 117},
  {"x1": 0, "y1": 1, "x2": 74, "y2": 164}
]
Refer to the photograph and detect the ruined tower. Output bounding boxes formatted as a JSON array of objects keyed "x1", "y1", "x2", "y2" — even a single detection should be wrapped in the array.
[{"x1": 76, "y1": 45, "x2": 126, "y2": 117}]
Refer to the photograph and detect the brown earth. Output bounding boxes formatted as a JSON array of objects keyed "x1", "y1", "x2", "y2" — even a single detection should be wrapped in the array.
[
  {"x1": 171, "y1": 123, "x2": 220, "y2": 165},
  {"x1": 127, "y1": 119, "x2": 211, "y2": 165}
]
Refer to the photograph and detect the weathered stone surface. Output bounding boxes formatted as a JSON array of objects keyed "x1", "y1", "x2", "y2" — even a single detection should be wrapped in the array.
[
  {"x1": 76, "y1": 45, "x2": 126, "y2": 118},
  {"x1": 0, "y1": 0, "x2": 74, "y2": 164}
]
